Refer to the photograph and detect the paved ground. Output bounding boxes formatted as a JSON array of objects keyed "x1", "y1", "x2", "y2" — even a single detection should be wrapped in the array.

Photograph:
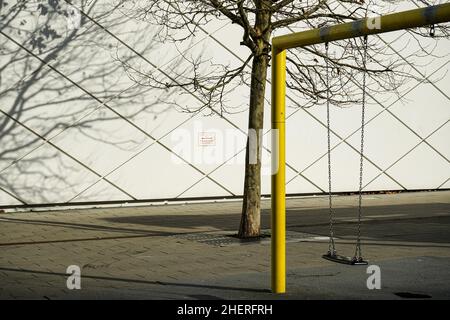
[{"x1": 0, "y1": 191, "x2": 449, "y2": 299}]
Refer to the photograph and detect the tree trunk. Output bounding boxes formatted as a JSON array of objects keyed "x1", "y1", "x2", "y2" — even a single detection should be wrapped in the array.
[
  {"x1": 238, "y1": 49, "x2": 270, "y2": 238},
  {"x1": 238, "y1": 0, "x2": 272, "y2": 239}
]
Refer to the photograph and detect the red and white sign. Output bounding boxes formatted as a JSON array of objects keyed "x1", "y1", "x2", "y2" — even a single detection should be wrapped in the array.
[{"x1": 198, "y1": 132, "x2": 216, "y2": 146}]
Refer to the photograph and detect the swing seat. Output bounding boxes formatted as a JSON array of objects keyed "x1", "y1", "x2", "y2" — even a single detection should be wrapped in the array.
[{"x1": 322, "y1": 253, "x2": 368, "y2": 265}]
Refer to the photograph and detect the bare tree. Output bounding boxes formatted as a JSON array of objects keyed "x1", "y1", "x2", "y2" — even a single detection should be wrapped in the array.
[
  {"x1": 115, "y1": 0, "x2": 449, "y2": 238},
  {"x1": 113, "y1": 0, "x2": 448, "y2": 238},
  {"x1": 0, "y1": 0, "x2": 178, "y2": 204}
]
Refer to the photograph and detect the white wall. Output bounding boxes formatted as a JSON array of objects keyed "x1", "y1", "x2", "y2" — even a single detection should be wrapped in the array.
[{"x1": 0, "y1": 1, "x2": 449, "y2": 206}]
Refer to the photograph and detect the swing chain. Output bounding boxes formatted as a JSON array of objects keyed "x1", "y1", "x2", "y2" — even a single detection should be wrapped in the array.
[
  {"x1": 354, "y1": 35, "x2": 368, "y2": 262},
  {"x1": 325, "y1": 42, "x2": 336, "y2": 256}
]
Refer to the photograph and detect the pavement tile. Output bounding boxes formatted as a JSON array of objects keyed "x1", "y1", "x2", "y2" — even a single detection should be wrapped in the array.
[{"x1": 1, "y1": 191, "x2": 449, "y2": 299}]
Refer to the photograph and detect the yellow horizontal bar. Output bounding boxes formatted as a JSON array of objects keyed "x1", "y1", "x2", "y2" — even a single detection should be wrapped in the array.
[{"x1": 273, "y1": 3, "x2": 450, "y2": 50}]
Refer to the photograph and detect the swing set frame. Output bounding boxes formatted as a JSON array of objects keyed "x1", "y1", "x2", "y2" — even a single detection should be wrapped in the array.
[{"x1": 271, "y1": 3, "x2": 450, "y2": 294}]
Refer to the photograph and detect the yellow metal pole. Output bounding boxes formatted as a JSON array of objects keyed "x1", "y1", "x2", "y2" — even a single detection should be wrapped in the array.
[
  {"x1": 271, "y1": 47, "x2": 286, "y2": 294},
  {"x1": 273, "y1": 3, "x2": 450, "y2": 50}
]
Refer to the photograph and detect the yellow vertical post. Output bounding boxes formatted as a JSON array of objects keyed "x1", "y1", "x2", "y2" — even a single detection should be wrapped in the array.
[{"x1": 271, "y1": 47, "x2": 286, "y2": 294}]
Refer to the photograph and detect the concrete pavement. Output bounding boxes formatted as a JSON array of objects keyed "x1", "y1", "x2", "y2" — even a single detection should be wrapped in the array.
[{"x1": 0, "y1": 191, "x2": 449, "y2": 299}]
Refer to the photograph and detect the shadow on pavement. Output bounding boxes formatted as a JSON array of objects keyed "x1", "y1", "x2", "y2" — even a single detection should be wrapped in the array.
[
  {"x1": 103, "y1": 202, "x2": 450, "y2": 244},
  {"x1": 0, "y1": 267, "x2": 271, "y2": 295}
]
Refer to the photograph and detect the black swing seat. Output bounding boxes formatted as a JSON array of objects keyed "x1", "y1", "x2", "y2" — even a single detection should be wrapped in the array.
[{"x1": 322, "y1": 253, "x2": 368, "y2": 265}]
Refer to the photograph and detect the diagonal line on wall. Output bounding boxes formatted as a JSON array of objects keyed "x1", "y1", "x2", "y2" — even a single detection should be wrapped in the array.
[
  {"x1": 333, "y1": 1, "x2": 450, "y2": 167},
  {"x1": 364, "y1": 119, "x2": 449, "y2": 189},
  {"x1": 378, "y1": 34, "x2": 450, "y2": 98},
  {"x1": 62, "y1": 24, "x2": 236, "y2": 201},
  {"x1": 0, "y1": 18, "x2": 233, "y2": 202},
  {"x1": 0, "y1": 21, "x2": 99, "y2": 100},
  {"x1": 2, "y1": 2, "x2": 446, "y2": 203},
  {"x1": 337, "y1": 0, "x2": 450, "y2": 104},
  {"x1": 283, "y1": 3, "x2": 450, "y2": 189},
  {"x1": 67, "y1": 111, "x2": 200, "y2": 202},
  {"x1": 0, "y1": 185, "x2": 27, "y2": 205},
  {"x1": 332, "y1": 1, "x2": 450, "y2": 192},
  {"x1": 286, "y1": 27, "x2": 403, "y2": 188},
  {"x1": 438, "y1": 176, "x2": 450, "y2": 189},
  {"x1": 0, "y1": 107, "x2": 138, "y2": 201},
  {"x1": 0, "y1": 83, "x2": 137, "y2": 176},
  {"x1": 9, "y1": 1, "x2": 443, "y2": 202},
  {"x1": 58, "y1": 2, "x2": 450, "y2": 198},
  {"x1": 0, "y1": 31, "x2": 235, "y2": 199},
  {"x1": 179, "y1": 1, "x2": 448, "y2": 196},
  {"x1": 69, "y1": 4, "x2": 325, "y2": 196},
  {"x1": 175, "y1": 131, "x2": 325, "y2": 198},
  {"x1": 174, "y1": 27, "x2": 327, "y2": 196},
  {"x1": 175, "y1": 93, "x2": 330, "y2": 197},
  {"x1": 178, "y1": 20, "x2": 408, "y2": 196},
  {"x1": 286, "y1": 58, "x2": 450, "y2": 187}
]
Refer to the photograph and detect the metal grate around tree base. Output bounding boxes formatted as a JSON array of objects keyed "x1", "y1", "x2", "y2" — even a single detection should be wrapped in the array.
[{"x1": 173, "y1": 230, "x2": 325, "y2": 247}]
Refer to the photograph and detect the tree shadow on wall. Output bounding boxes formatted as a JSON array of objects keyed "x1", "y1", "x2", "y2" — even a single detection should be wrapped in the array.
[{"x1": 0, "y1": 0, "x2": 187, "y2": 205}]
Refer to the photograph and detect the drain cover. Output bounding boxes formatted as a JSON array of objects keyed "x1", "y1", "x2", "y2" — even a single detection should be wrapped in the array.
[
  {"x1": 174, "y1": 232, "x2": 268, "y2": 246},
  {"x1": 174, "y1": 230, "x2": 322, "y2": 246}
]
